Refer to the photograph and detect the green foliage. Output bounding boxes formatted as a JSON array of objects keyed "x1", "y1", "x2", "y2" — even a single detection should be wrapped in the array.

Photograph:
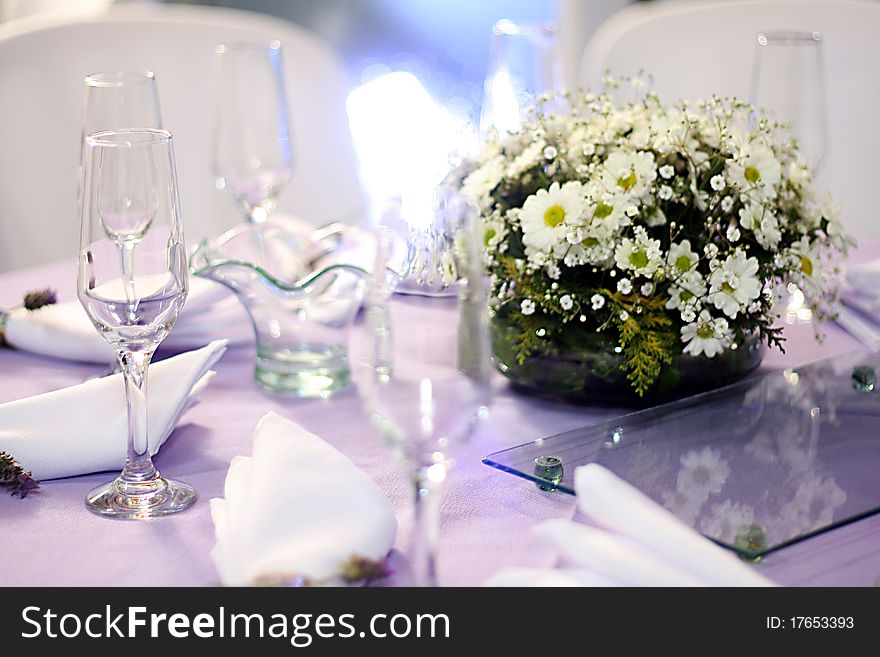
[{"x1": 607, "y1": 289, "x2": 676, "y2": 396}]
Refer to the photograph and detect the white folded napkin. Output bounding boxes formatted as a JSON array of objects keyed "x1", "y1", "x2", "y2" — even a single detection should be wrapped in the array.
[
  {"x1": 844, "y1": 258, "x2": 880, "y2": 290},
  {"x1": 2, "y1": 277, "x2": 247, "y2": 364},
  {"x1": 210, "y1": 411, "x2": 397, "y2": 586},
  {"x1": 0, "y1": 340, "x2": 227, "y2": 480},
  {"x1": 487, "y1": 464, "x2": 773, "y2": 587}
]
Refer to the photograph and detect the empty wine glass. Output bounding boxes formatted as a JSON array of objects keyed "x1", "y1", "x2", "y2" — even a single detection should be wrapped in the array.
[
  {"x1": 213, "y1": 41, "x2": 293, "y2": 228},
  {"x1": 479, "y1": 19, "x2": 562, "y2": 138},
  {"x1": 78, "y1": 128, "x2": 194, "y2": 519},
  {"x1": 750, "y1": 31, "x2": 828, "y2": 175},
  {"x1": 358, "y1": 192, "x2": 491, "y2": 586}
]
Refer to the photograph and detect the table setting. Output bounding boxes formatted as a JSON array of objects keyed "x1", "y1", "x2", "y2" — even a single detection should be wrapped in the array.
[{"x1": 2, "y1": 8, "x2": 880, "y2": 592}]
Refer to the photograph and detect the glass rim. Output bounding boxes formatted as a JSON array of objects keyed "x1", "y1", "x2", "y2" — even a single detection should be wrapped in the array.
[
  {"x1": 757, "y1": 30, "x2": 822, "y2": 46},
  {"x1": 215, "y1": 39, "x2": 282, "y2": 55},
  {"x1": 493, "y1": 18, "x2": 557, "y2": 37},
  {"x1": 85, "y1": 127, "x2": 172, "y2": 148},
  {"x1": 84, "y1": 71, "x2": 156, "y2": 87}
]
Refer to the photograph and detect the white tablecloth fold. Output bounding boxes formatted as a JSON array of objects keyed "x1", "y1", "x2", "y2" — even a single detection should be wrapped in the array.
[
  {"x1": 486, "y1": 464, "x2": 774, "y2": 587},
  {"x1": 210, "y1": 411, "x2": 397, "y2": 586},
  {"x1": 0, "y1": 339, "x2": 227, "y2": 480},
  {"x1": 3, "y1": 277, "x2": 247, "y2": 363}
]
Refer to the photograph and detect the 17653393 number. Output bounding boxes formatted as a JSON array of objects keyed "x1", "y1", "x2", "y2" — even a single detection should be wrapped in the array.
[{"x1": 766, "y1": 617, "x2": 854, "y2": 630}]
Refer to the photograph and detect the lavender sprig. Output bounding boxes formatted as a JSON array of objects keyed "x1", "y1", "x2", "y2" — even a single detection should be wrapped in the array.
[
  {"x1": 22, "y1": 288, "x2": 57, "y2": 311},
  {"x1": 252, "y1": 555, "x2": 392, "y2": 587},
  {"x1": 0, "y1": 451, "x2": 40, "y2": 498}
]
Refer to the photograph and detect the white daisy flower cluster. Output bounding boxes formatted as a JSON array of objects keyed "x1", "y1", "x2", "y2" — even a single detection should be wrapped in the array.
[{"x1": 450, "y1": 76, "x2": 852, "y2": 394}]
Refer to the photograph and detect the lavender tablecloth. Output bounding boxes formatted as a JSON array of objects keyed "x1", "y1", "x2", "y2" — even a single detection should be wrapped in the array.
[{"x1": 1, "y1": 259, "x2": 879, "y2": 587}]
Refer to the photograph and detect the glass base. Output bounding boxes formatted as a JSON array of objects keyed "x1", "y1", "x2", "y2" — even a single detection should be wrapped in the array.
[
  {"x1": 254, "y1": 343, "x2": 350, "y2": 397},
  {"x1": 85, "y1": 474, "x2": 197, "y2": 520}
]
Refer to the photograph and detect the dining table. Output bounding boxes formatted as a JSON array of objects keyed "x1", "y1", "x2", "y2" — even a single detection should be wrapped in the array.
[{"x1": 2, "y1": 251, "x2": 880, "y2": 588}]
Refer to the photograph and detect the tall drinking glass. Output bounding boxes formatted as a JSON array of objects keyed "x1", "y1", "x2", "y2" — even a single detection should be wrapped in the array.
[
  {"x1": 479, "y1": 19, "x2": 562, "y2": 138},
  {"x1": 213, "y1": 41, "x2": 293, "y2": 227},
  {"x1": 78, "y1": 128, "x2": 195, "y2": 519},
  {"x1": 359, "y1": 192, "x2": 491, "y2": 586},
  {"x1": 750, "y1": 31, "x2": 828, "y2": 174}
]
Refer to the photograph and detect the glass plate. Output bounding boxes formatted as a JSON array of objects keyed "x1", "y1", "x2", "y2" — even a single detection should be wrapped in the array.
[{"x1": 483, "y1": 350, "x2": 880, "y2": 558}]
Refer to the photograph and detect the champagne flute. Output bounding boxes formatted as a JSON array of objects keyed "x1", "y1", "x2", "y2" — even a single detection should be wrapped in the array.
[
  {"x1": 78, "y1": 128, "x2": 194, "y2": 519},
  {"x1": 479, "y1": 19, "x2": 562, "y2": 138},
  {"x1": 750, "y1": 31, "x2": 828, "y2": 175},
  {"x1": 82, "y1": 71, "x2": 162, "y2": 139},
  {"x1": 750, "y1": 31, "x2": 827, "y2": 324},
  {"x1": 213, "y1": 41, "x2": 293, "y2": 228},
  {"x1": 359, "y1": 192, "x2": 491, "y2": 586}
]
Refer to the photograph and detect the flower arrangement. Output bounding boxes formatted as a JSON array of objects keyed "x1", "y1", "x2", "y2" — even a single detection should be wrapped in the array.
[{"x1": 452, "y1": 76, "x2": 852, "y2": 396}]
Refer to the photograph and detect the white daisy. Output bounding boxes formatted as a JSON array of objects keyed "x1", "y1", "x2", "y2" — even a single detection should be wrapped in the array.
[
  {"x1": 708, "y1": 250, "x2": 761, "y2": 319},
  {"x1": 738, "y1": 203, "x2": 781, "y2": 249},
  {"x1": 790, "y1": 235, "x2": 824, "y2": 296},
  {"x1": 614, "y1": 227, "x2": 662, "y2": 276},
  {"x1": 520, "y1": 181, "x2": 585, "y2": 254},
  {"x1": 681, "y1": 309, "x2": 731, "y2": 357},
  {"x1": 666, "y1": 270, "x2": 707, "y2": 311},
  {"x1": 667, "y1": 239, "x2": 699, "y2": 275},
  {"x1": 600, "y1": 149, "x2": 657, "y2": 198},
  {"x1": 726, "y1": 143, "x2": 782, "y2": 198},
  {"x1": 440, "y1": 250, "x2": 457, "y2": 286},
  {"x1": 481, "y1": 216, "x2": 507, "y2": 249}
]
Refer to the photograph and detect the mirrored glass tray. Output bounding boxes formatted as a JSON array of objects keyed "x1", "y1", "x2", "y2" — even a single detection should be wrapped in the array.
[{"x1": 483, "y1": 350, "x2": 880, "y2": 558}]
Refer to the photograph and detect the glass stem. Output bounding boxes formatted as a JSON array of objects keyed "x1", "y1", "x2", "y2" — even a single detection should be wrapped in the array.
[
  {"x1": 411, "y1": 463, "x2": 445, "y2": 587},
  {"x1": 246, "y1": 209, "x2": 269, "y2": 268},
  {"x1": 118, "y1": 348, "x2": 158, "y2": 485},
  {"x1": 120, "y1": 242, "x2": 137, "y2": 300}
]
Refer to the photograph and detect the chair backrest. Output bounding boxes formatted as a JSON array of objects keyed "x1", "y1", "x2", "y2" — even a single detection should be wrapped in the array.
[
  {"x1": 580, "y1": 0, "x2": 880, "y2": 241},
  {"x1": 0, "y1": 3, "x2": 365, "y2": 272}
]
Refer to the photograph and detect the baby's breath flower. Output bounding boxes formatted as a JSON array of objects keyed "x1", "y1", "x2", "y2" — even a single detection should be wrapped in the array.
[
  {"x1": 659, "y1": 164, "x2": 675, "y2": 179},
  {"x1": 521, "y1": 299, "x2": 536, "y2": 315},
  {"x1": 560, "y1": 294, "x2": 574, "y2": 310},
  {"x1": 617, "y1": 277, "x2": 633, "y2": 294}
]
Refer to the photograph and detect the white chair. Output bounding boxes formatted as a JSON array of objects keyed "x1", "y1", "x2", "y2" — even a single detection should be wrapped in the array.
[
  {"x1": 0, "y1": 3, "x2": 366, "y2": 272},
  {"x1": 580, "y1": 0, "x2": 880, "y2": 241}
]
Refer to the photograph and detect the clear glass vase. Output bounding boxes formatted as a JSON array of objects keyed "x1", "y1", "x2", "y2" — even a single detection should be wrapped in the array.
[
  {"x1": 190, "y1": 220, "x2": 367, "y2": 397},
  {"x1": 491, "y1": 311, "x2": 765, "y2": 405}
]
